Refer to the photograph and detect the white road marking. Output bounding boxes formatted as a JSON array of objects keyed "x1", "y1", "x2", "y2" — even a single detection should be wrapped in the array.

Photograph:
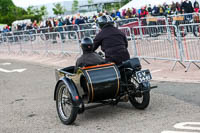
[
  {"x1": 162, "y1": 122, "x2": 200, "y2": 133},
  {"x1": 174, "y1": 122, "x2": 200, "y2": 131},
  {"x1": 161, "y1": 131, "x2": 198, "y2": 133},
  {"x1": 0, "y1": 63, "x2": 11, "y2": 65},
  {"x1": 0, "y1": 68, "x2": 27, "y2": 73},
  {"x1": 151, "y1": 69, "x2": 162, "y2": 73}
]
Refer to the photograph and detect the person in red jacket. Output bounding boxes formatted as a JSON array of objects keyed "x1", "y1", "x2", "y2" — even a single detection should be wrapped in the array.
[{"x1": 140, "y1": 6, "x2": 149, "y2": 18}]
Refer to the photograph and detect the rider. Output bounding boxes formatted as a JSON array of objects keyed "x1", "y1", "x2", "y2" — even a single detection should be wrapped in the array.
[
  {"x1": 93, "y1": 15, "x2": 130, "y2": 65},
  {"x1": 75, "y1": 37, "x2": 106, "y2": 70}
]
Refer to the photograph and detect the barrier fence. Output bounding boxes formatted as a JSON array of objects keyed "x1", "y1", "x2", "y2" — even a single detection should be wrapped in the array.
[
  {"x1": 0, "y1": 22, "x2": 200, "y2": 71},
  {"x1": 178, "y1": 23, "x2": 200, "y2": 71}
]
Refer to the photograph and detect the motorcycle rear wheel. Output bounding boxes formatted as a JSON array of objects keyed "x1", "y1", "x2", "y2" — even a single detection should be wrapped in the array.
[{"x1": 129, "y1": 91, "x2": 150, "y2": 110}]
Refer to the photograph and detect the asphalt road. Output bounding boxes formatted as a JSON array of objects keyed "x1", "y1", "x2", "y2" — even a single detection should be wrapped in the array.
[{"x1": 0, "y1": 59, "x2": 200, "y2": 133}]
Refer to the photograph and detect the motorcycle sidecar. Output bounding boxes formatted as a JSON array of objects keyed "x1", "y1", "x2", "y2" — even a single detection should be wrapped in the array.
[{"x1": 54, "y1": 63, "x2": 121, "y2": 125}]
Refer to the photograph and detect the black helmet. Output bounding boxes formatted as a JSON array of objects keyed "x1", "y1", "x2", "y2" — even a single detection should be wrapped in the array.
[
  {"x1": 97, "y1": 15, "x2": 114, "y2": 29},
  {"x1": 81, "y1": 37, "x2": 94, "y2": 52}
]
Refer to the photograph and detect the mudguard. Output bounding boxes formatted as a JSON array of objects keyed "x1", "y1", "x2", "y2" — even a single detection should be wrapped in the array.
[
  {"x1": 141, "y1": 81, "x2": 151, "y2": 91},
  {"x1": 54, "y1": 76, "x2": 81, "y2": 107}
]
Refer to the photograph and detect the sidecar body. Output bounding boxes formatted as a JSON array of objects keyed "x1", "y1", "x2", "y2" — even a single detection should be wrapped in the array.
[{"x1": 54, "y1": 63, "x2": 121, "y2": 104}]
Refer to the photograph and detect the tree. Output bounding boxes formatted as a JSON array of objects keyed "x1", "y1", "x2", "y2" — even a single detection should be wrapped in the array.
[
  {"x1": 88, "y1": 0, "x2": 93, "y2": 5},
  {"x1": 72, "y1": 0, "x2": 79, "y2": 13},
  {"x1": 52, "y1": 3, "x2": 66, "y2": 16},
  {"x1": 27, "y1": 6, "x2": 35, "y2": 15},
  {"x1": 26, "y1": 5, "x2": 48, "y2": 21},
  {"x1": 0, "y1": 0, "x2": 28, "y2": 25},
  {"x1": 121, "y1": 0, "x2": 132, "y2": 7},
  {"x1": 40, "y1": 6, "x2": 48, "y2": 18}
]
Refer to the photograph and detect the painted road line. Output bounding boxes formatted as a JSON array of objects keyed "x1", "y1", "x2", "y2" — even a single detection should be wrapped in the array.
[
  {"x1": 0, "y1": 68, "x2": 27, "y2": 73},
  {"x1": 174, "y1": 122, "x2": 200, "y2": 131},
  {"x1": 0, "y1": 63, "x2": 11, "y2": 66},
  {"x1": 151, "y1": 69, "x2": 162, "y2": 73},
  {"x1": 162, "y1": 131, "x2": 198, "y2": 133},
  {"x1": 162, "y1": 122, "x2": 200, "y2": 133}
]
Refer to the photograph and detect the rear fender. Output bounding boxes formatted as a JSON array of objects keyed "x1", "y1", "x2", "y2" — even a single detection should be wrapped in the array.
[
  {"x1": 141, "y1": 81, "x2": 151, "y2": 91},
  {"x1": 54, "y1": 77, "x2": 81, "y2": 107}
]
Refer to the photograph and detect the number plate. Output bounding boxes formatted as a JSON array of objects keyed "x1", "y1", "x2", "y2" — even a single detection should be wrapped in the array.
[{"x1": 136, "y1": 69, "x2": 152, "y2": 83}]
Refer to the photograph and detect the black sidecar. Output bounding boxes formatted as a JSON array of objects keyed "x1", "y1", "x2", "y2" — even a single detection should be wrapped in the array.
[{"x1": 54, "y1": 58, "x2": 156, "y2": 125}]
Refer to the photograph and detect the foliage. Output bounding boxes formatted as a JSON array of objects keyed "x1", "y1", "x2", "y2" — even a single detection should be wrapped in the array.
[
  {"x1": 121, "y1": 0, "x2": 132, "y2": 7},
  {"x1": 52, "y1": 3, "x2": 66, "y2": 15},
  {"x1": 72, "y1": 0, "x2": 79, "y2": 13},
  {"x1": 0, "y1": 0, "x2": 28, "y2": 25},
  {"x1": 27, "y1": 5, "x2": 48, "y2": 18},
  {"x1": 40, "y1": 6, "x2": 48, "y2": 17},
  {"x1": 88, "y1": 0, "x2": 93, "y2": 5},
  {"x1": 0, "y1": 0, "x2": 48, "y2": 25},
  {"x1": 103, "y1": 3, "x2": 121, "y2": 12}
]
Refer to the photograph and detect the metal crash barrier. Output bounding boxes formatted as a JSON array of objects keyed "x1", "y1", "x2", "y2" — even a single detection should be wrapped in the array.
[
  {"x1": 78, "y1": 29, "x2": 99, "y2": 40},
  {"x1": 118, "y1": 27, "x2": 135, "y2": 56},
  {"x1": 59, "y1": 31, "x2": 80, "y2": 55},
  {"x1": 178, "y1": 23, "x2": 200, "y2": 71},
  {"x1": 0, "y1": 14, "x2": 200, "y2": 71},
  {"x1": 131, "y1": 25, "x2": 186, "y2": 70}
]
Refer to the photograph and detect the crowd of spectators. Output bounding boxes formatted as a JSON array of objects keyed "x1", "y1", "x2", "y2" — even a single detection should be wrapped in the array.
[
  {"x1": 1, "y1": 0, "x2": 200, "y2": 34},
  {"x1": 116, "y1": 0, "x2": 199, "y2": 19}
]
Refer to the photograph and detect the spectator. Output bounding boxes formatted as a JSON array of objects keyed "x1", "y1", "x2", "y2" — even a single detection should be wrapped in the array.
[
  {"x1": 152, "y1": 5, "x2": 159, "y2": 16},
  {"x1": 147, "y1": 4, "x2": 152, "y2": 13},
  {"x1": 26, "y1": 22, "x2": 33, "y2": 30},
  {"x1": 75, "y1": 16, "x2": 85, "y2": 25},
  {"x1": 64, "y1": 16, "x2": 71, "y2": 25},
  {"x1": 104, "y1": 10, "x2": 109, "y2": 15},
  {"x1": 181, "y1": 0, "x2": 194, "y2": 14},
  {"x1": 2, "y1": 26, "x2": 9, "y2": 33},
  {"x1": 111, "y1": 10, "x2": 116, "y2": 18},
  {"x1": 182, "y1": 0, "x2": 194, "y2": 20},
  {"x1": 194, "y1": 0, "x2": 199, "y2": 13},
  {"x1": 132, "y1": 7, "x2": 137, "y2": 16},
  {"x1": 116, "y1": 9, "x2": 121, "y2": 18},
  {"x1": 126, "y1": 8, "x2": 132, "y2": 18},
  {"x1": 139, "y1": 6, "x2": 148, "y2": 18},
  {"x1": 57, "y1": 18, "x2": 65, "y2": 42},
  {"x1": 165, "y1": 5, "x2": 171, "y2": 15},
  {"x1": 176, "y1": 2, "x2": 181, "y2": 13},
  {"x1": 33, "y1": 20, "x2": 38, "y2": 29},
  {"x1": 171, "y1": 1, "x2": 177, "y2": 12},
  {"x1": 158, "y1": 4, "x2": 165, "y2": 16},
  {"x1": 122, "y1": 9, "x2": 126, "y2": 18}
]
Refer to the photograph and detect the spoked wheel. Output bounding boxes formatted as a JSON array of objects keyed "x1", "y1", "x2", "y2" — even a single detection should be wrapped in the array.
[{"x1": 56, "y1": 81, "x2": 79, "y2": 125}]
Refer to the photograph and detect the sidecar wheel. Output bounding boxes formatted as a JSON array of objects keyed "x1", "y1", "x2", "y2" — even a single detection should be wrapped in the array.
[
  {"x1": 129, "y1": 91, "x2": 150, "y2": 110},
  {"x1": 56, "y1": 81, "x2": 79, "y2": 125}
]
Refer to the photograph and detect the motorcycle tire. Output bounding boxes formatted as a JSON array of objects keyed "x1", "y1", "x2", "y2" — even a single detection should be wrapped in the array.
[
  {"x1": 56, "y1": 81, "x2": 79, "y2": 125},
  {"x1": 129, "y1": 91, "x2": 150, "y2": 110}
]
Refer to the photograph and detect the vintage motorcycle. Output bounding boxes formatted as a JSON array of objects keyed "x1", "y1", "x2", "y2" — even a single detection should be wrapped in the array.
[{"x1": 54, "y1": 57, "x2": 157, "y2": 125}]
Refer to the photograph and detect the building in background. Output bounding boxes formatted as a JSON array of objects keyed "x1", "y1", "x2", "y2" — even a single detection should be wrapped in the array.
[{"x1": 34, "y1": 0, "x2": 121, "y2": 17}]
